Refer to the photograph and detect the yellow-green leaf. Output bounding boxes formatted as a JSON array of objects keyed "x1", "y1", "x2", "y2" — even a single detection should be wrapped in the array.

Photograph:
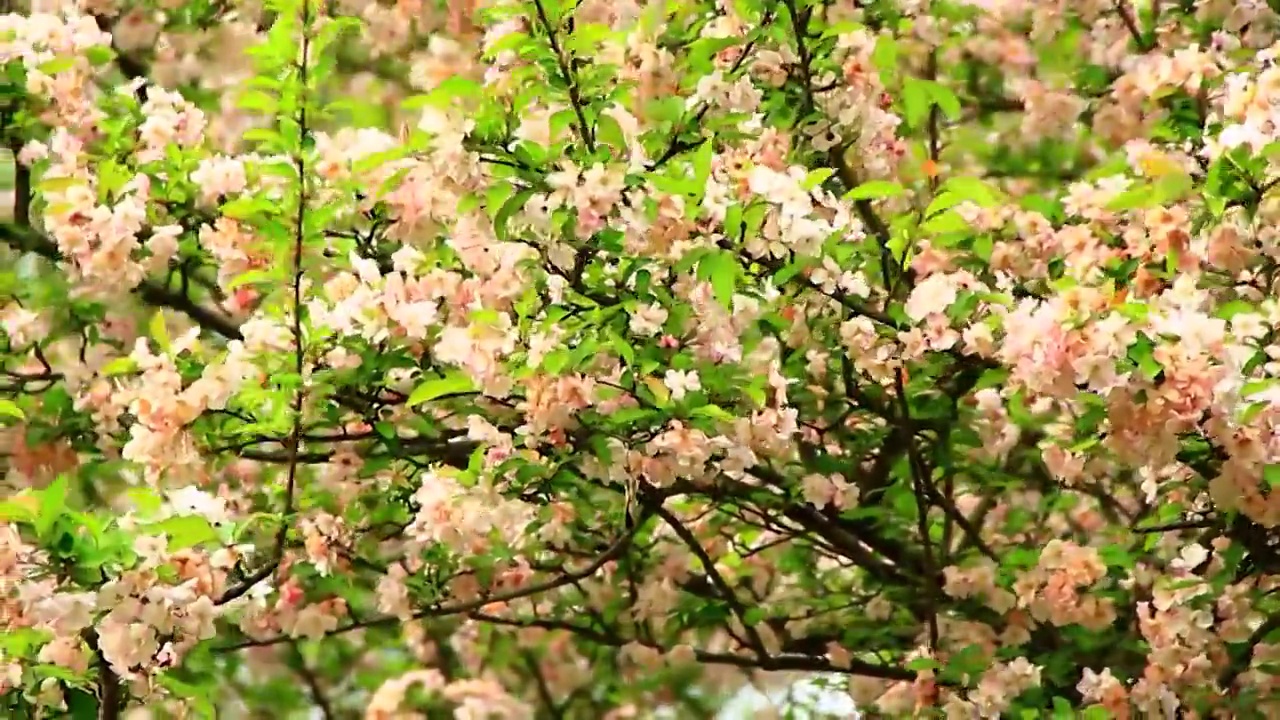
[
  {"x1": 643, "y1": 376, "x2": 670, "y2": 406},
  {"x1": 0, "y1": 495, "x2": 37, "y2": 523},
  {"x1": 846, "y1": 180, "x2": 906, "y2": 201},
  {"x1": 150, "y1": 311, "x2": 170, "y2": 352},
  {"x1": 100, "y1": 357, "x2": 138, "y2": 377},
  {"x1": 37, "y1": 57, "x2": 75, "y2": 75},
  {"x1": 0, "y1": 399, "x2": 23, "y2": 421},
  {"x1": 146, "y1": 515, "x2": 219, "y2": 550}
]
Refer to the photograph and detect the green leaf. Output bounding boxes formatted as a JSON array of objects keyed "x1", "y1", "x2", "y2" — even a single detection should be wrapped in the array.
[
  {"x1": 928, "y1": 81, "x2": 961, "y2": 121},
  {"x1": 484, "y1": 30, "x2": 529, "y2": 57},
  {"x1": 698, "y1": 250, "x2": 737, "y2": 309},
  {"x1": 407, "y1": 371, "x2": 477, "y2": 407},
  {"x1": 692, "y1": 138, "x2": 714, "y2": 186},
  {"x1": 37, "y1": 57, "x2": 75, "y2": 75},
  {"x1": 1217, "y1": 300, "x2": 1256, "y2": 320},
  {"x1": 1265, "y1": 464, "x2": 1280, "y2": 489},
  {"x1": 690, "y1": 404, "x2": 735, "y2": 422},
  {"x1": 921, "y1": 210, "x2": 970, "y2": 235},
  {"x1": 373, "y1": 421, "x2": 397, "y2": 440},
  {"x1": 126, "y1": 487, "x2": 163, "y2": 515},
  {"x1": 0, "y1": 398, "x2": 23, "y2": 421},
  {"x1": 906, "y1": 657, "x2": 940, "y2": 671},
  {"x1": 38, "y1": 176, "x2": 81, "y2": 193},
  {"x1": 84, "y1": 46, "x2": 116, "y2": 66},
  {"x1": 596, "y1": 112, "x2": 627, "y2": 153},
  {"x1": 33, "y1": 663, "x2": 90, "y2": 686},
  {"x1": 924, "y1": 191, "x2": 964, "y2": 219},
  {"x1": 494, "y1": 189, "x2": 535, "y2": 241},
  {"x1": 1242, "y1": 379, "x2": 1276, "y2": 399},
  {"x1": 901, "y1": 76, "x2": 931, "y2": 128},
  {"x1": 650, "y1": 174, "x2": 702, "y2": 198},
  {"x1": 1127, "y1": 335, "x2": 1163, "y2": 381},
  {"x1": 606, "y1": 329, "x2": 635, "y2": 366},
  {"x1": 773, "y1": 261, "x2": 805, "y2": 285},
  {"x1": 845, "y1": 180, "x2": 906, "y2": 201},
  {"x1": 36, "y1": 475, "x2": 69, "y2": 538},
  {"x1": 226, "y1": 268, "x2": 281, "y2": 289},
  {"x1": 241, "y1": 128, "x2": 283, "y2": 149},
  {"x1": 723, "y1": 204, "x2": 744, "y2": 238},
  {"x1": 642, "y1": 376, "x2": 670, "y2": 407},
  {"x1": 65, "y1": 688, "x2": 98, "y2": 720},
  {"x1": 1105, "y1": 184, "x2": 1154, "y2": 212},
  {"x1": 802, "y1": 168, "x2": 835, "y2": 190},
  {"x1": 1153, "y1": 170, "x2": 1195, "y2": 204},
  {"x1": 484, "y1": 182, "x2": 516, "y2": 221},
  {"x1": 158, "y1": 675, "x2": 216, "y2": 719},
  {"x1": 871, "y1": 35, "x2": 898, "y2": 77},
  {"x1": 352, "y1": 147, "x2": 410, "y2": 175},
  {"x1": 942, "y1": 177, "x2": 999, "y2": 207},
  {"x1": 146, "y1": 515, "x2": 220, "y2": 550},
  {"x1": 219, "y1": 196, "x2": 265, "y2": 221},
  {"x1": 237, "y1": 89, "x2": 277, "y2": 113},
  {"x1": 822, "y1": 20, "x2": 865, "y2": 37},
  {"x1": 1098, "y1": 544, "x2": 1134, "y2": 568}
]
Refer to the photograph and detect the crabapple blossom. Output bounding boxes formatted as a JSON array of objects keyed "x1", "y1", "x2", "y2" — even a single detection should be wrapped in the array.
[{"x1": 8, "y1": 0, "x2": 1280, "y2": 717}]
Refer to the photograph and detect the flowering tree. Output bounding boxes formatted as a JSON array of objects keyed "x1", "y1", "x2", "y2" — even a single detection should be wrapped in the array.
[{"x1": 4, "y1": 0, "x2": 1280, "y2": 716}]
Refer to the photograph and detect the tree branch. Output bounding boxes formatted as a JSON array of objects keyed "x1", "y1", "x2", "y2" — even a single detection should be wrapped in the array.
[
  {"x1": 289, "y1": 643, "x2": 336, "y2": 720},
  {"x1": 652, "y1": 501, "x2": 768, "y2": 658},
  {"x1": 0, "y1": 223, "x2": 244, "y2": 341},
  {"x1": 214, "y1": 510, "x2": 655, "y2": 651},
  {"x1": 469, "y1": 612, "x2": 920, "y2": 681},
  {"x1": 82, "y1": 628, "x2": 123, "y2": 720}
]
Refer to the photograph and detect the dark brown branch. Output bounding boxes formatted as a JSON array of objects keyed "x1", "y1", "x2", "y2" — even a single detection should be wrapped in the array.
[
  {"x1": 530, "y1": 0, "x2": 594, "y2": 153},
  {"x1": 1220, "y1": 613, "x2": 1280, "y2": 690},
  {"x1": 1114, "y1": 0, "x2": 1152, "y2": 52},
  {"x1": 0, "y1": 223, "x2": 244, "y2": 341},
  {"x1": 469, "y1": 612, "x2": 920, "y2": 681},
  {"x1": 214, "y1": 510, "x2": 654, "y2": 652},
  {"x1": 651, "y1": 501, "x2": 768, "y2": 658},
  {"x1": 522, "y1": 650, "x2": 564, "y2": 720},
  {"x1": 779, "y1": 0, "x2": 894, "y2": 266},
  {"x1": 289, "y1": 644, "x2": 336, "y2": 720},
  {"x1": 82, "y1": 628, "x2": 123, "y2": 720},
  {"x1": 647, "y1": 5, "x2": 777, "y2": 171}
]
